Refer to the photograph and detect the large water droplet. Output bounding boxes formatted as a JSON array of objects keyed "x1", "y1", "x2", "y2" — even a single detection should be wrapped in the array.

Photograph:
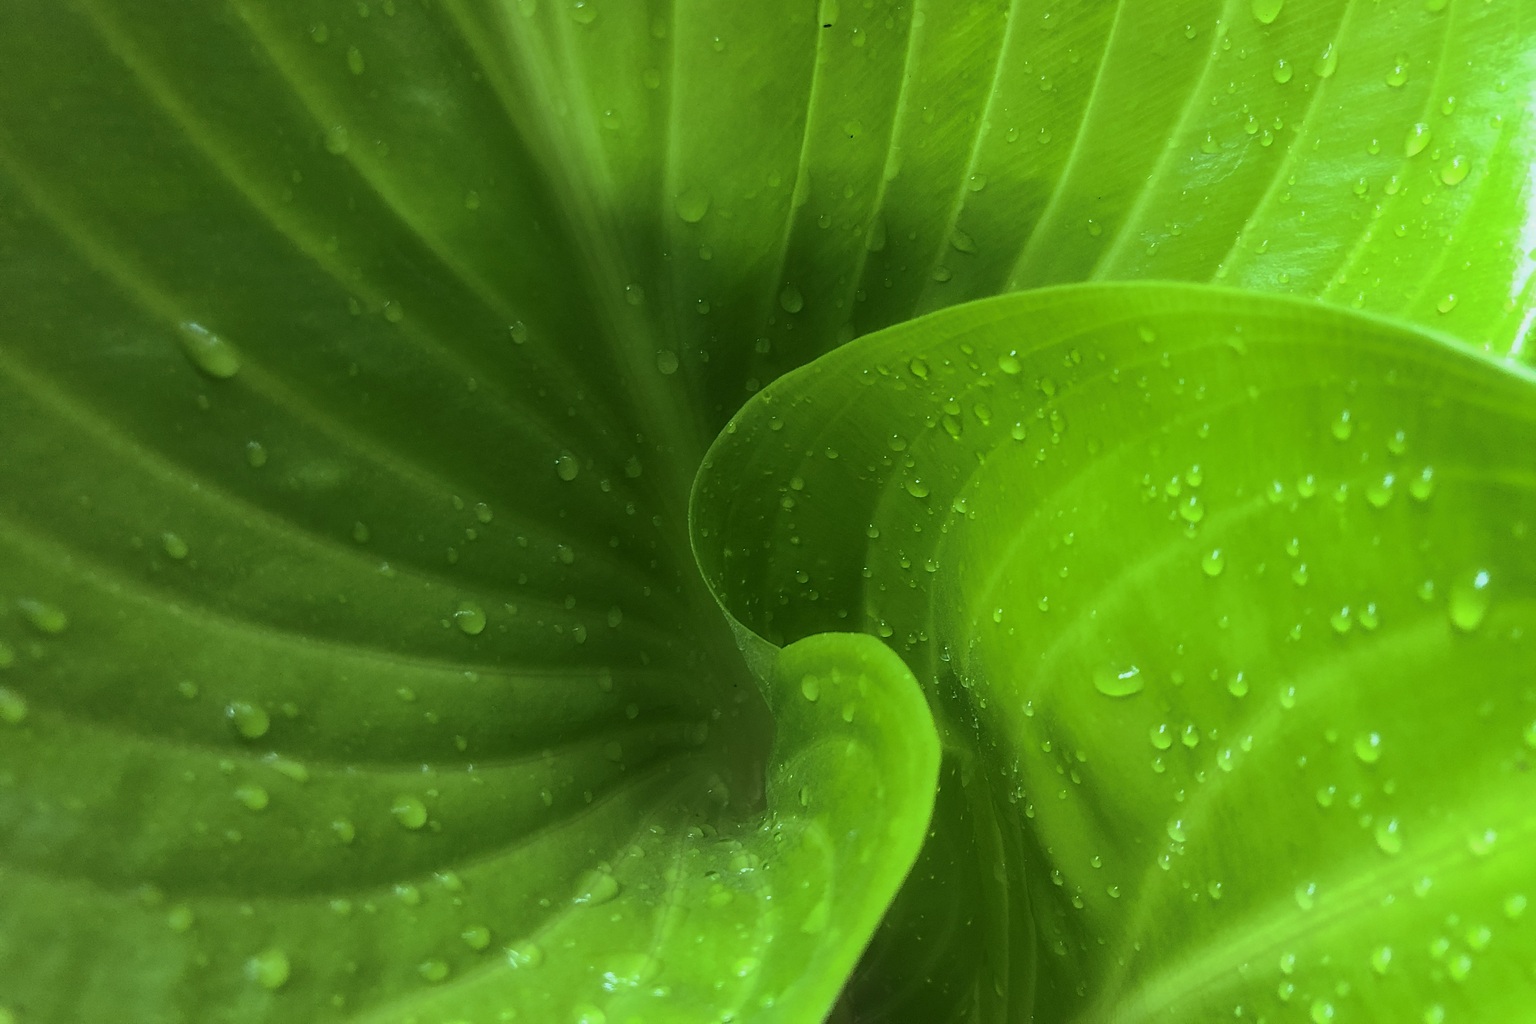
[
  {"x1": 1250, "y1": 0, "x2": 1284, "y2": 24},
  {"x1": 574, "y1": 870, "x2": 620, "y2": 906},
  {"x1": 1093, "y1": 664, "x2": 1144, "y2": 697},
  {"x1": 227, "y1": 701, "x2": 270, "y2": 739}
]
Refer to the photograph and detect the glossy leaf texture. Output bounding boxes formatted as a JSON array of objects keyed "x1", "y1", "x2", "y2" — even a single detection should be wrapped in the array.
[
  {"x1": 0, "y1": 1, "x2": 938, "y2": 1022},
  {"x1": 496, "y1": 0, "x2": 1536, "y2": 421},
  {"x1": 694, "y1": 282, "x2": 1536, "y2": 1022}
]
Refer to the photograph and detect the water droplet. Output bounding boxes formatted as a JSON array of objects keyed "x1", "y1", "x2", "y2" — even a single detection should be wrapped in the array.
[
  {"x1": 161, "y1": 532, "x2": 189, "y2": 559},
  {"x1": 1405, "y1": 122, "x2": 1432, "y2": 157},
  {"x1": 1178, "y1": 495, "x2": 1204, "y2": 524},
  {"x1": 655, "y1": 350, "x2": 679, "y2": 375},
  {"x1": 1505, "y1": 893, "x2": 1528, "y2": 919},
  {"x1": 1441, "y1": 155, "x2": 1470, "y2": 186},
  {"x1": 570, "y1": 0, "x2": 597, "y2": 24},
  {"x1": 555, "y1": 451, "x2": 580, "y2": 482},
  {"x1": 779, "y1": 283, "x2": 804, "y2": 313},
  {"x1": 419, "y1": 959, "x2": 449, "y2": 983},
  {"x1": 1149, "y1": 723, "x2": 1173, "y2": 750},
  {"x1": 1093, "y1": 664, "x2": 1144, "y2": 697},
  {"x1": 800, "y1": 675, "x2": 821, "y2": 702},
  {"x1": 246, "y1": 948, "x2": 290, "y2": 989},
  {"x1": 391, "y1": 794, "x2": 428, "y2": 829},
  {"x1": 674, "y1": 187, "x2": 710, "y2": 223},
  {"x1": 1354, "y1": 731, "x2": 1383, "y2": 763},
  {"x1": 331, "y1": 818, "x2": 356, "y2": 844},
  {"x1": 908, "y1": 357, "x2": 930, "y2": 380},
  {"x1": 1366, "y1": 474, "x2": 1395, "y2": 508},
  {"x1": 1409, "y1": 466, "x2": 1435, "y2": 501},
  {"x1": 1201, "y1": 549, "x2": 1225, "y2": 577},
  {"x1": 1385, "y1": 56, "x2": 1409, "y2": 88},
  {"x1": 324, "y1": 124, "x2": 351, "y2": 155},
  {"x1": 1250, "y1": 0, "x2": 1284, "y2": 24},
  {"x1": 1372, "y1": 944, "x2": 1393, "y2": 973},
  {"x1": 461, "y1": 924, "x2": 491, "y2": 951},
  {"x1": 1330, "y1": 409, "x2": 1353, "y2": 441},
  {"x1": 1436, "y1": 293, "x2": 1459, "y2": 314},
  {"x1": 454, "y1": 601, "x2": 487, "y2": 635},
  {"x1": 1310, "y1": 999, "x2": 1335, "y2": 1023},
  {"x1": 1226, "y1": 672, "x2": 1249, "y2": 698},
  {"x1": 904, "y1": 477, "x2": 930, "y2": 499},
  {"x1": 1448, "y1": 569, "x2": 1491, "y2": 632},
  {"x1": 997, "y1": 353, "x2": 1021, "y2": 375},
  {"x1": 508, "y1": 321, "x2": 529, "y2": 344},
  {"x1": 1375, "y1": 817, "x2": 1403, "y2": 855},
  {"x1": 1272, "y1": 58, "x2": 1293, "y2": 84},
  {"x1": 1166, "y1": 818, "x2": 1188, "y2": 843},
  {"x1": 227, "y1": 701, "x2": 270, "y2": 740},
  {"x1": 0, "y1": 687, "x2": 28, "y2": 725},
  {"x1": 346, "y1": 45, "x2": 365, "y2": 75},
  {"x1": 234, "y1": 783, "x2": 269, "y2": 811},
  {"x1": 1295, "y1": 881, "x2": 1317, "y2": 910},
  {"x1": 574, "y1": 870, "x2": 620, "y2": 906},
  {"x1": 506, "y1": 941, "x2": 543, "y2": 968},
  {"x1": 1314, "y1": 43, "x2": 1338, "y2": 78},
  {"x1": 177, "y1": 322, "x2": 241, "y2": 379},
  {"x1": 245, "y1": 440, "x2": 268, "y2": 468}
]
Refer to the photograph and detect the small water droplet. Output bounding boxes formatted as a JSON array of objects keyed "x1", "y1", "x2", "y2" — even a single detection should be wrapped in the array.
[
  {"x1": 1314, "y1": 42, "x2": 1338, "y2": 78},
  {"x1": 1448, "y1": 569, "x2": 1491, "y2": 632},
  {"x1": 176, "y1": 322, "x2": 241, "y2": 379},
  {"x1": 392, "y1": 794, "x2": 428, "y2": 829},
  {"x1": 0, "y1": 687, "x2": 28, "y2": 725},
  {"x1": 1405, "y1": 122, "x2": 1432, "y2": 157},
  {"x1": 246, "y1": 948, "x2": 290, "y2": 990},
  {"x1": 574, "y1": 870, "x2": 620, "y2": 906},
  {"x1": 324, "y1": 124, "x2": 351, "y2": 155},
  {"x1": 455, "y1": 601, "x2": 487, "y2": 635},
  {"x1": 1441, "y1": 155, "x2": 1470, "y2": 185},
  {"x1": 1272, "y1": 58, "x2": 1293, "y2": 84},
  {"x1": 1354, "y1": 731, "x2": 1382, "y2": 763},
  {"x1": 418, "y1": 959, "x2": 449, "y2": 983},
  {"x1": 227, "y1": 701, "x2": 270, "y2": 740},
  {"x1": 346, "y1": 45, "x2": 365, "y2": 74},
  {"x1": 674, "y1": 187, "x2": 711, "y2": 223},
  {"x1": 779, "y1": 283, "x2": 804, "y2": 313},
  {"x1": 161, "y1": 532, "x2": 189, "y2": 560},
  {"x1": 555, "y1": 451, "x2": 580, "y2": 482},
  {"x1": 1166, "y1": 818, "x2": 1187, "y2": 843},
  {"x1": 1201, "y1": 549, "x2": 1225, "y2": 577},
  {"x1": 800, "y1": 675, "x2": 821, "y2": 702},
  {"x1": 234, "y1": 783, "x2": 269, "y2": 811},
  {"x1": 1375, "y1": 817, "x2": 1403, "y2": 855},
  {"x1": 1372, "y1": 944, "x2": 1393, "y2": 973}
]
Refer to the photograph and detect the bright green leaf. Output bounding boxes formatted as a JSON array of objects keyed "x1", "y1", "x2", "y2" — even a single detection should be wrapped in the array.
[{"x1": 695, "y1": 281, "x2": 1536, "y2": 1021}]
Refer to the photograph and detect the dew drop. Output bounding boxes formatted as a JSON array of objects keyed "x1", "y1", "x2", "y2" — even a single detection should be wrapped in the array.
[
  {"x1": 1405, "y1": 122, "x2": 1432, "y2": 157},
  {"x1": 779, "y1": 283, "x2": 805, "y2": 313},
  {"x1": 177, "y1": 322, "x2": 241, "y2": 379},
  {"x1": 655, "y1": 350, "x2": 679, "y2": 375},
  {"x1": 1166, "y1": 819, "x2": 1188, "y2": 843},
  {"x1": 324, "y1": 124, "x2": 351, "y2": 155},
  {"x1": 800, "y1": 675, "x2": 821, "y2": 702},
  {"x1": 418, "y1": 959, "x2": 449, "y2": 983},
  {"x1": 161, "y1": 532, "x2": 190, "y2": 559},
  {"x1": 346, "y1": 45, "x2": 365, "y2": 75},
  {"x1": 1375, "y1": 817, "x2": 1403, "y2": 855},
  {"x1": 234, "y1": 783, "x2": 269, "y2": 811},
  {"x1": 1313, "y1": 43, "x2": 1338, "y2": 78},
  {"x1": 454, "y1": 601, "x2": 487, "y2": 636},
  {"x1": 574, "y1": 870, "x2": 620, "y2": 906},
  {"x1": 0, "y1": 687, "x2": 28, "y2": 726},
  {"x1": 555, "y1": 451, "x2": 580, "y2": 482},
  {"x1": 1448, "y1": 569, "x2": 1491, "y2": 632},
  {"x1": 1372, "y1": 944, "x2": 1393, "y2": 974},
  {"x1": 1354, "y1": 731, "x2": 1382, "y2": 763},
  {"x1": 1093, "y1": 664, "x2": 1144, "y2": 698},
  {"x1": 1250, "y1": 0, "x2": 1283, "y2": 24},
  {"x1": 1272, "y1": 58, "x2": 1293, "y2": 84},
  {"x1": 462, "y1": 925, "x2": 491, "y2": 951},
  {"x1": 227, "y1": 701, "x2": 270, "y2": 740},
  {"x1": 391, "y1": 794, "x2": 428, "y2": 829},
  {"x1": 674, "y1": 186, "x2": 711, "y2": 223},
  {"x1": 1441, "y1": 155, "x2": 1470, "y2": 186},
  {"x1": 246, "y1": 948, "x2": 290, "y2": 989},
  {"x1": 1201, "y1": 549, "x2": 1225, "y2": 577},
  {"x1": 998, "y1": 353, "x2": 1022, "y2": 375}
]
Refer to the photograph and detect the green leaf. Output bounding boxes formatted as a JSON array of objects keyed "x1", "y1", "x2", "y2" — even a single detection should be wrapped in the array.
[
  {"x1": 6, "y1": 0, "x2": 1536, "y2": 1021},
  {"x1": 0, "y1": 3, "x2": 938, "y2": 1021},
  {"x1": 695, "y1": 281, "x2": 1536, "y2": 1021}
]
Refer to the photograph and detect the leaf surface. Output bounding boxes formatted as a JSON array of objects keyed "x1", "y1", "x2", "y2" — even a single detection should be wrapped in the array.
[{"x1": 695, "y1": 282, "x2": 1536, "y2": 1022}]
